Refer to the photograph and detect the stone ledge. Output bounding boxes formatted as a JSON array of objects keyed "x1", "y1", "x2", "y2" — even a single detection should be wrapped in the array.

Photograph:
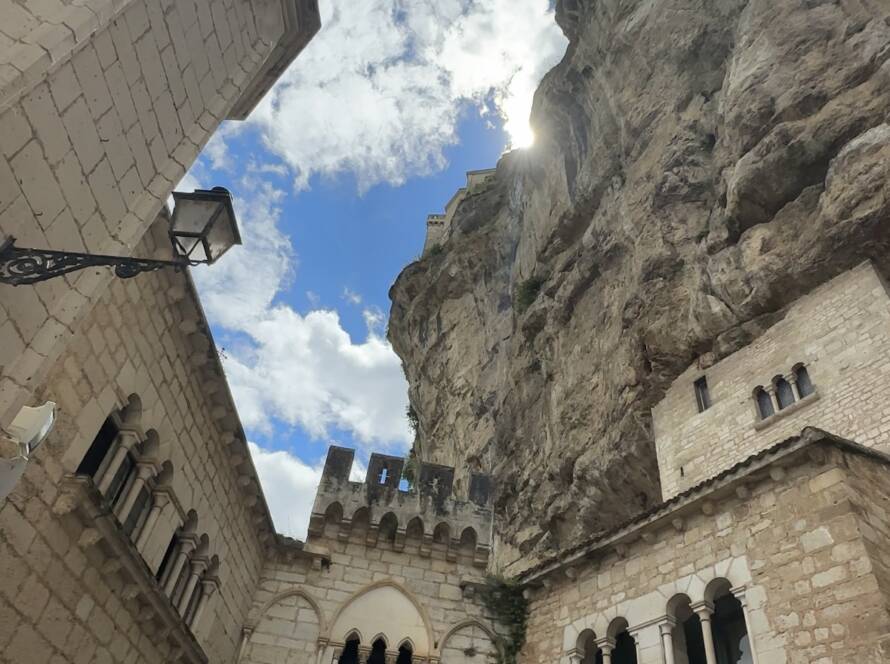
[{"x1": 753, "y1": 391, "x2": 820, "y2": 431}]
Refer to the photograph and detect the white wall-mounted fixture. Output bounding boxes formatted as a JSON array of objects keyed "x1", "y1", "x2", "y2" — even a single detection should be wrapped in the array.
[{"x1": 0, "y1": 401, "x2": 55, "y2": 501}]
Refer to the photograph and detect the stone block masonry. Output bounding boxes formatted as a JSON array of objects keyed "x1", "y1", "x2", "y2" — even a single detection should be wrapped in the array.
[
  {"x1": 0, "y1": 214, "x2": 280, "y2": 663},
  {"x1": 519, "y1": 431, "x2": 890, "y2": 664},
  {"x1": 653, "y1": 262, "x2": 890, "y2": 500},
  {"x1": 0, "y1": 0, "x2": 320, "y2": 435}
]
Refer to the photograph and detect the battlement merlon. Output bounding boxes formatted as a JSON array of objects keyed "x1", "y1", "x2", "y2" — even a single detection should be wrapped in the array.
[{"x1": 308, "y1": 446, "x2": 493, "y2": 566}]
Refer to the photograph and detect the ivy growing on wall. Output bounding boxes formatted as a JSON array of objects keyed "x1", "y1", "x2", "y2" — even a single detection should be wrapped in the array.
[{"x1": 480, "y1": 575, "x2": 528, "y2": 664}]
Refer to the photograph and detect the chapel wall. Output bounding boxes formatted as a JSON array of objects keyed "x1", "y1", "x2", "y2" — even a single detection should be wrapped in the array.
[
  {"x1": 653, "y1": 261, "x2": 890, "y2": 500},
  {"x1": 0, "y1": 0, "x2": 308, "y2": 431},
  {"x1": 241, "y1": 446, "x2": 504, "y2": 664},
  {"x1": 521, "y1": 445, "x2": 890, "y2": 664},
  {"x1": 0, "y1": 217, "x2": 272, "y2": 663}
]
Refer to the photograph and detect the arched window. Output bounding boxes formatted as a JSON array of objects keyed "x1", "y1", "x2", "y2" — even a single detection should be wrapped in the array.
[
  {"x1": 378, "y1": 513, "x2": 398, "y2": 543},
  {"x1": 338, "y1": 637, "x2": 360, "y2": 664},
  {"x1": 666, "y1": 594, "x2": 707, "y2": 664},
  {"x1": 607, "y1": 618, "x2": 637, "y2": 664},
  {"x1": 368, "y1": 638, "x2": 387, "y2": 664},
  {"x1": 774, "y1": 377, "x2": 795, "y2": 410},
  {"x1": 396, "y1": 641, "x2": 413, "y2": 664},
  {"x1": 794, "y1": 365, "x2": 814, "y2": 397},
  {"x1": 754, "y1": 387, "x2": 774, "y2": 420},
  {"x1": 707, "y1": 579, "x2": 754, "y2": 664}
]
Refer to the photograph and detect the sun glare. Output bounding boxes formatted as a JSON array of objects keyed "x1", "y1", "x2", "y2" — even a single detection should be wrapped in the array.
[{"x1": 510, "y1": 123, "x2": 536, "y2": 149}]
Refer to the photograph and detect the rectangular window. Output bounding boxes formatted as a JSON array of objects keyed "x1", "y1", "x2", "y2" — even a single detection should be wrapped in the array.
[{"x1": 694, "y1": 376, "x2": 711, "y2": 413}]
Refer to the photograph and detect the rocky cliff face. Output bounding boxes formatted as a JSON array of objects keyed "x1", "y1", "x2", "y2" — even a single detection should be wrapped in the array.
[{"x1": 388, "y1": 0, "x2": 890, "y2": 573}]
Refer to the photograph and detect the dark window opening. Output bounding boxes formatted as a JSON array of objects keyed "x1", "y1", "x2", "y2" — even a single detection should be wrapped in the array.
[
  {"x1": 76, "y1": 417, "x2": 119, "y2": 477},
  {"x1": 775, "y1": 378, "x2": 795, "y2": 410},
  {"x1": 368, "y1": 639, "x2": 387, "y2": 664},
  {"x1": 156, "y1": 535, "x2": 178, "y2": 582},
  {"x1": 712, "y1": 593, "x2": 753, "y2": 664},
  {"x1": 338, "y1": 639, "x2": 360, "y2": 664},
  {"x1": 681, "y1": 612, "x2": 708, "y2": 664},
  {"x1": 795, "y1": 366, "x2": 814, "y2": 398},
  {"x1": 396, "y1": 644, "x2": 413, "y2": 664},
  {"x1": 694, "y1": 377, "x2": 711, "y2": 413},
  {"x1": 755, "y1": 388, "x2": 774, "y2": 420},
  {"x1": 122, "y1": 487, "x2": 152, "y2": 537},
  {"x1": 107, "y1": 453, "x2": 136, "y2": 507},
  {"x1": 613, "y1": 631, "x2": 638, "y2": 664}
]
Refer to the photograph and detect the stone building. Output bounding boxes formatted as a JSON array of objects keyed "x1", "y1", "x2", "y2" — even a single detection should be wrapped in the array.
[
  {"x1": 3, "y1": 2, "x2": 890, "y2": 664},
  {"x1": 422, "y1": 169, "x2": 495, "y2": 257}
]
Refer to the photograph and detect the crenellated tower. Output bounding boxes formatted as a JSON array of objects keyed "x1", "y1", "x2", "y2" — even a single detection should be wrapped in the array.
[{"x1": 307, "y1": 446, "x2": 493, "y2": 568}]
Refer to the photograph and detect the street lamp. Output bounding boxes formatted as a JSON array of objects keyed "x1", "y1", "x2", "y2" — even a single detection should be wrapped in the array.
[{"x1": 0, "y1": 187, "x2": 241, "y2": 286}]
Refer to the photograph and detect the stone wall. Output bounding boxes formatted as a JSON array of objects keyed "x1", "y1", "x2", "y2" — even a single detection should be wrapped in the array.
[
  {"x1": 0, "y1": 217, "x2": 276, "y2": 663},
  {"x1": 240, "y1": 446, "x2": 504, "y2": 664},
  {"x1": 0, "y1": 0, "x2": 318, "y2": 432},
  {"x1": 653, "y1": 262, "x2": 890, "y2": 500},
  {"x1": 242, "y1": 524, "x2": 505, "y2": 664},
  {"x1": 520, "y1": 435, "x2": 890, "y2": 664}
]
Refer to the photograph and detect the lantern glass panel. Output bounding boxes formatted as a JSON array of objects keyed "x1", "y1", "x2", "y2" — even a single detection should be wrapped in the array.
[{"x1": 203, "y1": 203, "x2": 238, "y2": 263}]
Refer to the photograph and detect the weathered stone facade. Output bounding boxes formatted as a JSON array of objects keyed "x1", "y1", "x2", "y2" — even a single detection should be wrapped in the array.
[
  {"x1": 518, "y1": 430, "x2": 890, "y2": 664},
  {"x1": 240, "y1": 446, "x2": 504, "y2": 664},
  {"x1": 654, "y1": 261, "x2": 890, "y2": 500},
  {"x1": 0, "y1": 0, "x2": 320, "y2": 432}
]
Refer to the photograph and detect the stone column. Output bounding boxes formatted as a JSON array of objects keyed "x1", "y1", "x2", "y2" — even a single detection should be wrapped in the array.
[
  {"x1": 659, "y1": 620, "x2": 676, "y2": 664},
  {"x1": 786, "y1": 373, "x2": 801, "y2": 400},
  {"x1": 358, "y1": 646, "x2": 372, "y2": 663},
  {"x1": 237, "y1": 627, "x2": 254, "y2": 662},
  {"x1": 135, "y1": 491, "x2": 171, "y2": 551},
  {"x1": 187, "y1": 575, "x2": 219, "y2": 630},
  {"x1": 596, "y1": 638, "x2": 615, "y2": 664},
  {"x1": 114, "y1": 462, "x2": 156, "y2": 520},
  {"x1": 177, "y1": 555, "x2": 209, "y2": 614},
  {"x1": 691, "y1": 602, "x2": 718, "y2": 664},
  {"x1": 96, "y1": 429, "x2": 139, "y2": 494},
  {"x1": 765, "y1": 385, "x2": 780, "y2": 414},
  {"x1": 162, "y1": 535, "x2": 197, "y2": 596},
  {"x1": 731, "y1": 589, "x2": 760, "y2": 664}
]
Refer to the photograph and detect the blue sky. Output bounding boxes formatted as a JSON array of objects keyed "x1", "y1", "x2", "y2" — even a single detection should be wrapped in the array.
[{"x1": 184, "y1": 0, "x2": 566, "y2": 537}]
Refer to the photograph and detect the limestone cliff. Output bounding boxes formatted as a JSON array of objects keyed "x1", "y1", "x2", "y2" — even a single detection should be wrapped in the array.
[{"x1": 388, "y1": 0, "x2": 890, "y2": 573}]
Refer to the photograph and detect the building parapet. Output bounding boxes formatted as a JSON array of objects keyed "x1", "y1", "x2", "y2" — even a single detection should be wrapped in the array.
[
  {"x1": 308, "y1": 446, "x2": 493, "y2": 567},
  {"x1": 422, "y1": 169, "x2": 496, "y2": 255}
]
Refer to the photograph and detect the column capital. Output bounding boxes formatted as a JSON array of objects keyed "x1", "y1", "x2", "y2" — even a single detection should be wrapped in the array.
[
  {"x1": 595, "y1": 637, "x2": 616, "y2": 653},
  {"x1": 566, "y1": 649, "x2": 583, "y2": 664},
  {"x1": 116, "y1": 428, "x2": 141, "y2": 447},
  {"x1": 658, "y1": 618, "x2": 676, "y2": 636},
  {"x1": 691, "y1": 600, "x2": 715, "y2": 619},
  {"x1": 201, "y1": 576, "x2": 220, "y2": 597},
  {"x1": 152, "y1": 490, "x2": 172, "y2": 508}
]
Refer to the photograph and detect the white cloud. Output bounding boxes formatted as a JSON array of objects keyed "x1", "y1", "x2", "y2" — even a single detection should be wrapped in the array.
[
  {"x1": 248, "y1": 442, "x2": 322, "y2": 538},
  {"x1": 193, "y1": 178, "x2": 411, "y2": 449},
  {"x1": 342, "y1": 287, "x2": 362, "y2": 305},
  {"x1": 244, "y1": 0, "x2": 566, "y2": 190}
]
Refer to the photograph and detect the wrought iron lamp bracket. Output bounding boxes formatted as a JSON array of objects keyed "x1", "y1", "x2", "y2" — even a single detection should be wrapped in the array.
[{"x1": 0, "y1": 237, "x2": 191, "y2": 286}]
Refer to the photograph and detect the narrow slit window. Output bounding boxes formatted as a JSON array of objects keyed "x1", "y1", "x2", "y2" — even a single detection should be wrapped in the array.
[{"x1": 694, "y1": 376, "x2": 711, "y2": 413}]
